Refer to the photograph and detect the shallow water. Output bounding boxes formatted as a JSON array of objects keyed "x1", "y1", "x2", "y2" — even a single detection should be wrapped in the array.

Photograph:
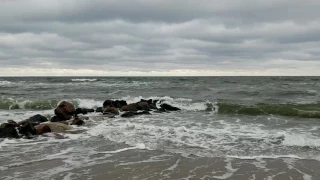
[{"x1": 1, "y1": 76, "x2": 320, "y2": 179}]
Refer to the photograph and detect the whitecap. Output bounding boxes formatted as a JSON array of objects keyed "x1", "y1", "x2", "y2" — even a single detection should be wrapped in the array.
[{"x1": 71, "y1": 78, "x2": 97, "y2": 82}]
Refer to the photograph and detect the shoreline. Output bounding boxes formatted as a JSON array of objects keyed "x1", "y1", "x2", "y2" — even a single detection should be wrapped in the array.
[{"x1": 2, "y1": 146, "x2": 319, "y2": 180}]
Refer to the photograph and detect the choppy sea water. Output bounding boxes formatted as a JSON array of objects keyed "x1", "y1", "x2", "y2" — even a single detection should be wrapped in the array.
[{"x1": 1, "y1": 76, "x2": 320, "y2": 180}]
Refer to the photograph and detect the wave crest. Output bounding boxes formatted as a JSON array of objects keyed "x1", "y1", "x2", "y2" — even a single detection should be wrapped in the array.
[
  {"x1": 71, "y1": 78, "x2": 98, "y2": 82},
  {"x1": 0, "y1": 98, "x2": 58, "y2": 110},
  {"x1": 0, "y1": 96, "x2": 213, "y2": 111},
  {"x1": 217, "y1": 102, "x2": 320, "y2": 118}
]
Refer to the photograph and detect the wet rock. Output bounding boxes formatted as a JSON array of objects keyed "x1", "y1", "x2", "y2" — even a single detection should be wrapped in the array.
[{"x1": 160, "y1": 103, "x2": 180, "y2": 111}]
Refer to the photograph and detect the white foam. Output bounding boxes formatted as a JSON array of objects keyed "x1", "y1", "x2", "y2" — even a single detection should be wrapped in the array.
[
  {"x1": 5, "y1": 147, "x2": 104, "y2": 179},
  {"x1": 108, "y1": 90, "x2": 123, "y2": 95},
  {"x1": 96, "y1": 81, "x2": 152, "y2": 88},
  {"x1": 0, "y1": 80, "x2": 12, "y2": 85},
  {"x1": 62, "y1": 173, "x2": 76, "y2": 180},
  {"x1": 41, "y1": 96, "x2": 215, "y2": 112},
  {"x1": 1, "y1": 152, "x2": 68, "y2": 169},
  {"x1": 176, "y1": 101, "x2": 212, "y2": 111},
  {"x1": 176, "y1": 98, "x2": 193, "y2": 102},
  {"x1": 303, "y1": 174, "x2": 313, "y2": 180},
  {"x1": 136, "y1": 143, "x2": 146, "y2": 149},
  {"x1": 98, "y1": 143, "x2": 147, "y2": 154},
  {"x1": 0, "y1": 109, "x2": 53, "y2": 123},
  {"x1": 88, "y1": 113, "x2": 320, "y2": 159},
  {"x1": 2, "y1": 97, "x2": 320, "y2": 174},
  {"x1": 64, "y1": 133, "x2": 92, "y2": 140},
  {"x1": 165, "y1": 159, "x2": 180, "y2": 171},
  {"x1": 71, "y1": 78, "x2": 97, "y2": 82},
  {"x1": 65, "y1": 96, "x2": 192, "y2": 110},
  {"x1": 282, "y1": 158, "x2": 314, "y2": 180},
  {"x1": 87, "y1": 116, "x2": 288, "y2": 157},
  {"x1": 119, "y1": 95, "x2": 158, "y2": 104},
  {"x1": 0, "y1": 80, "x2": 27, "y2": 88},
  {"x1": 212, "y1": 159, "x2": 238, "y2": 179},
  {"x1": 283, "y1": 132, "x2": 320, "y2": 147},
  {"x1": 118, "y1": 95, "x2": 211, "y2": 111},
  {"x1": 75, "y1": 99, "x2": 104, "y2": 109},
  {"x1": 156, "y1": 97, "x2": 214, "y2": 111},
  {"x1": 1, "y1": 111, "x2": 320, "y2": 179},
  {"x1": 227, "y1": 155, "x2": 303, "y2": 160},
  {"x1": 0, "y1": 138, "x2": 18, "y2": 148},
  {"x1": 117, "y1": 157, "x2": 168, "y2": 166},
  {"x1": 0, "y1": 136, "x2": 72, "y2": 147},
  {"x1": 249, "y1": 174, "x2": 256, "y2": 180},
  {"x1": 252, "y1": 158, "x2": 269, "y2": 172}
]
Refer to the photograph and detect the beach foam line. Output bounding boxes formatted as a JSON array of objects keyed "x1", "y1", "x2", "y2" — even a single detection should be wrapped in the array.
[
  {"x1": 0, "y1": 147, "x2": 74, "y2": 170},
  {"x1": 1, "y1": 138, "x2": 71, "y2": 147},
  {"x1": 0, "y1": 156, "x2": 65, "y2": 170},
  {"x1": 98, "y1": 143, "x2": 147, "y2": 154},
  {"x1": 0, "y1": 158, "x2": 61, "y2": 170},
  {"x1": 227, "y1": 155, "x2": 303, "y2": 160},
  {"x1": 212, "y1": 160, "x2": 238, "y2": 179}
]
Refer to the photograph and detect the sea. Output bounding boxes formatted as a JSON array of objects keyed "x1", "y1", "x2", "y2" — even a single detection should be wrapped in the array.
[{"x1": 0, "y1": 76, "x2": 320, "y2": 180}]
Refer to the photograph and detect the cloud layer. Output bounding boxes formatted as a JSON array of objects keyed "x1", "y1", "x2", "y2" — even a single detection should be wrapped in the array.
[{"x1": 1, "y1": 0, "x2": 319, "y2": 76}]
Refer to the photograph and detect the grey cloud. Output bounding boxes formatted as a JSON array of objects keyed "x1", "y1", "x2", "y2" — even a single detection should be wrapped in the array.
[
  {"x1": 1, "y1": 0, "x2": 319, "y2": 24},
  {"x1": 0, "y1": 0, "x2": 320, "y2": 75}
]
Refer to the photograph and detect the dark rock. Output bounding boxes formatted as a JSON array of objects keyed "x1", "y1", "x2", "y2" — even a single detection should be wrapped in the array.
[
  {"x1": 103, "y1": 100, "x2": 114, "y2": 108},
  {"x1": 54, "y1": 101, "x2": 75, "y2": 121},
  {"x1": 0, "y1": 123, "x2": 19, "y2": 138},
  {"x1": 121, "y1": 103, "x2": 139, "y2": 112},
  {"x1": 18, "y1": 122, "x2": 36, "y2": 138},
  {"x1": 103, "y1": 113, "x2": 116, "y2": 118},
  {"x1": 149, "y1": 104, "x2": 158, "y2": 109},
  {"x1": 114, "y1": 100, "x2": 127, "y2": 108},
  {"x1": 103, "y1": 100, "x2": 127, "y2": 108},
  {"x1": 160, "y1": 103, "x2": 180, "y2": 111},
  {"x1": 27, "y1": 114, "x2": 48, "y2": 124},
  {"x1": 137, "y1": 102, "x2": 150, "y2": 111},
  {"x1": 104, "y1": 107, "x2": 119, "y2": 115},
  {"x1": 75, "y1": 108, "x2": 94, "y2": 115},
  {"x1": 95, "y1": 107, "x2": 104, "y2": 113},
  {"x1": 50, "y1": 116, "x2": 63, "y2": 122},
  {"x1": 121, "y1": 111, "x2": 136, "y2": 117},
  {"x1": 121, "y1": 110, "x2": 151, "y2": 118}
]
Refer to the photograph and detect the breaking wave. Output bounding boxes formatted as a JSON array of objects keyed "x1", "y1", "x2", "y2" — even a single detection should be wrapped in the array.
[
  {"x1": 0, "y1": 96, "x2": 213, "y2": 111},
  {"x1": 1, "y1": 96, "x2": 319, "y2": 119},
  {"x1": 0, "y1": 98, "x2": 59, "y2": 110},
  {"x1": 71, "y1": 78, "x2": 98, "y2": 82},
  {"x1": 217, "y1": 102, "x2": 320, "y2": 118},
  {"x1": 0, "y1": 80, "x2": 12, "y2": 85}
]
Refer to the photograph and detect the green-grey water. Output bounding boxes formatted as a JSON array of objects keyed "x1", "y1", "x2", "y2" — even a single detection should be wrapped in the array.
[{"x1": 1, "y1": 76, "x2": 320, "y2": 179}]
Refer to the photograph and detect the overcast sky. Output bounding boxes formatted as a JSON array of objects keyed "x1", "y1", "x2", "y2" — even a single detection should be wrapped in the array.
[{"x1": 0, "y1": 0, "x2": 319, "y2": 76}]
